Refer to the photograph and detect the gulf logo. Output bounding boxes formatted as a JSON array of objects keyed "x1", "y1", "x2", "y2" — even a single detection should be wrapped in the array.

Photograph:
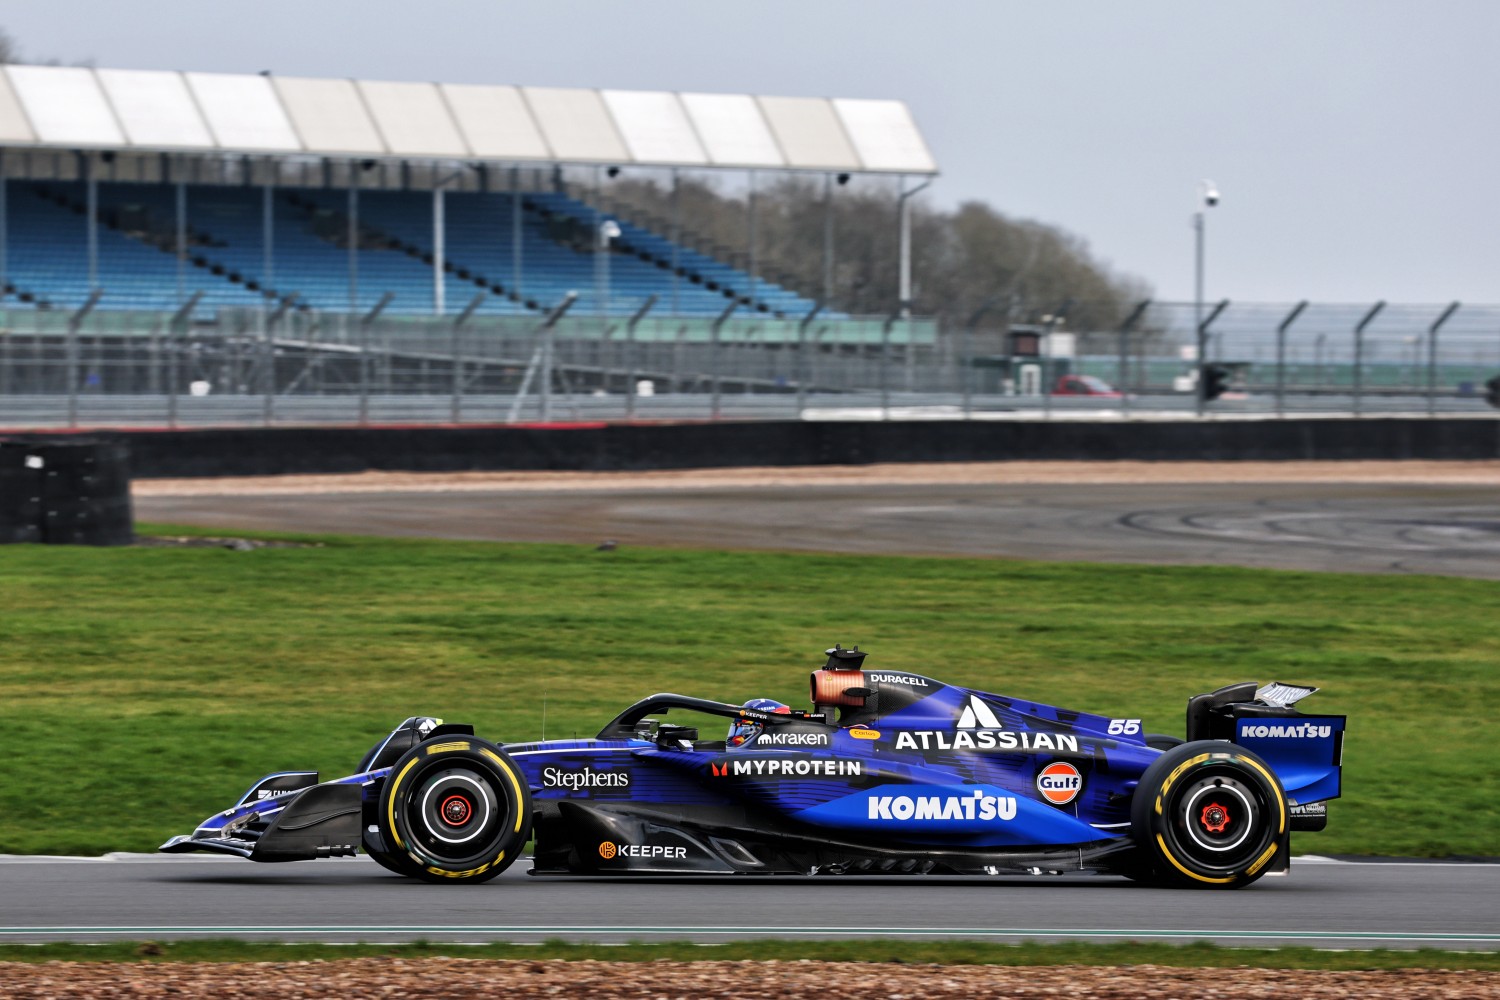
[{"x1": 1036, "y1": 761, "x2": 1083, "y2": 805}]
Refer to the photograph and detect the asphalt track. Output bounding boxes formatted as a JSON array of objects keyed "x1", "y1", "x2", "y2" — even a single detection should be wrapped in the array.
[
  {"x1": 136, "y1": 480, "x2": 1500, "y2": 579},
  {"x1": 0, "y1": 855, "x2": 1496, "y2": 948}
]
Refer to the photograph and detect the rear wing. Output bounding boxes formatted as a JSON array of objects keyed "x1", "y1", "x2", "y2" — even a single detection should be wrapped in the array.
[{"x1": 1187, "y1": 681, "x2": 1345, "y2": 831}]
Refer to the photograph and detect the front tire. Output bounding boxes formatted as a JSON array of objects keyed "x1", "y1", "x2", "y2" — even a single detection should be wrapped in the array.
[
  {"x1": 377, "y1": 737, "x2": 532, "y2": 884},
  {"x1": 1130, "y1": 740, "x2": 1287, "y2": 889}
]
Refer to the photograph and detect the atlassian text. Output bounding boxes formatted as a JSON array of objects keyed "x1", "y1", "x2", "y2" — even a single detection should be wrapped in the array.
[{"x1": 894, "y1": 730, "x2": 1080, "y2": 753}]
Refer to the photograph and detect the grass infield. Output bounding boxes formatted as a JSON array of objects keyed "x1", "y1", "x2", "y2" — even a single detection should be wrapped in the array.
[
  {"x1": 0, "y1": 940, "x2": 1495, "y2": 970},
  {"x1": 0, "y1": 527, "x2": 1496, "y2": 857}
]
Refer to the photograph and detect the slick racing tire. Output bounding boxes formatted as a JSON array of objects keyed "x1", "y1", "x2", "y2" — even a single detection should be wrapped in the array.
[
  {"x1": 377, "y1": 737, "x2": 532, "y2": 884},
  {"x1": 1130, "y1": 740, "x2": 1288, "y2": 889}
]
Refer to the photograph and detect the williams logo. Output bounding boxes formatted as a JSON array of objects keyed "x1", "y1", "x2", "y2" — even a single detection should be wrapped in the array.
[
  {"x1": 868, "y1": 790, "x2": 1017, "y2": 822},
  {"x1": 542, "y1": 765, "x2": 630, "y2": 790},
  {"x1": 1239, "y1": 723, "x2": 1332, "y2": 739},
  {"x1": 711, "y1": 759, "x2": 862, "y2": 778},
  {"x1": 754, "y1": 731, "x2": 831, "y2": 748},
  {"x1": 1036, "y1": 761, "x2": 1083, "y2": 805}
]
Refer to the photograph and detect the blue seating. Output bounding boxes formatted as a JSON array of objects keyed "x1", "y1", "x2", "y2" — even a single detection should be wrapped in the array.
[{"x1": 0, "y1": 181, "x2": 822, "y2": 318}]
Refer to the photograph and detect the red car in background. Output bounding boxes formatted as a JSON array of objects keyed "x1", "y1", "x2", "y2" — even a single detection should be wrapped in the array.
[{"x1": 1052, "y1": 374, "x2": 1122, "y2": 397}]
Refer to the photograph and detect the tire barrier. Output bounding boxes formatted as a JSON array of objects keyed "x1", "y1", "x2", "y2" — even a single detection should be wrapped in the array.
[
  {"x1": 0, "y1": 437, "x2": 134, "y2": 545},
  {"x1": 10, "y1": 417, "x2": 1499, "y2": 481}
]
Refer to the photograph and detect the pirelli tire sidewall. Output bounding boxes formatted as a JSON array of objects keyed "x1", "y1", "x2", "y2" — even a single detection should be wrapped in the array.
[
  {"x1": 1131, "y1": 739, "x2": 1289, "y2": 890},
  {"x1": 377, "y1": 737, "x2": 533, "y2": 884}
]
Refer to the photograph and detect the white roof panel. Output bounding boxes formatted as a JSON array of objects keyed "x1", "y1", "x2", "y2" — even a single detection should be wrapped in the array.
[
  {"x1": 186, "y1": 72, "x2": 302, "y2": 151},
  {"x1": 273, "y1": 76, "x2": 386, "y2": 156},
  {"x1": 97, "y1": 69, "x2": 214, "y2": 149},
  {"x1": 602, "y1": 90, "x2": 706, "y2": 165},
  {"x1": 439, "y1": 83, "x2": 550, "y2": 160},
  {"x1": 5, "y1": 66, "x2": 124, "y2": 147},
  {"x1": 834, "y1": 98, "x2": 936, "y2": 173},
  {"x1": 358, "y1": 80, "x2": 468, "y2": 158},
  {"x1": 680, "y1": 92, "x2": 783, "y2": 167},
  {"x1": 523, "y1": 87, "x2": 628, "y2": 163},
  {"x1": 756, "y1": 96, "x2": 859, "y2": 170},
  {"x1": 0, "y1": 70, "x2": 36, "y2": 144}
]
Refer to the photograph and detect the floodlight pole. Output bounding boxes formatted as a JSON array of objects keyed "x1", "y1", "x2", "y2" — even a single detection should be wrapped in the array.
[
  {"x1": 1427, "y1": 301, "x2": 1461, "y2": 417},
  {"x1": 797, "y1": 302, "x2": 824, "y2": 415},
  {"x1": 1193, "y1": 180, "x2": 1219, "y2": 416},
  {"x1": 1274, "y1": 301, "x2": 1308, "y2": 418},
  {"x1": 625, "y1": 294, "x2": 657, "y2": 420},
  {"x1": 897, "y1": 177, "x2": 931, "y2": 321},
  {"x1": 1352, "y1": 300, "x2": 1385, "y2": 418}
]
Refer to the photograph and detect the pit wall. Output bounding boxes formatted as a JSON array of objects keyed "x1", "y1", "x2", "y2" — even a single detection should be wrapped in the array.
[{"x1": 22, "y1": 418, "x2": 1498, "y2": 479}]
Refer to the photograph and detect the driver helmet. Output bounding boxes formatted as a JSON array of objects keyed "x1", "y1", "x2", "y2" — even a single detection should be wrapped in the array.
[{"x1": 727, "y1": 698, "x2": 791, "y2": 748}]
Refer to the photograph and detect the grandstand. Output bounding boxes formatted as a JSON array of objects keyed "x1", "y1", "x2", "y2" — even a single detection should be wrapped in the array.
[{"x1": 0, "y1": 66, "x2": 937, "y2": 323}]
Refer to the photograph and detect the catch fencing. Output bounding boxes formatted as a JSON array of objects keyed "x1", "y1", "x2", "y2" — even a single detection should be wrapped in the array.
[{"x1": 0, "y1": 301, "x2": 1496, "y2": 428}]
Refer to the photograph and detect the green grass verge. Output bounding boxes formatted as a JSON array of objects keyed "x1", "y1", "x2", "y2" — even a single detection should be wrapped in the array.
[
  {"x1": 1, "y1": 526, "x2": 1497, "y2": 857},
  {"x1": 0, "y1": 939, "x2": 1495, "y2": 970}
]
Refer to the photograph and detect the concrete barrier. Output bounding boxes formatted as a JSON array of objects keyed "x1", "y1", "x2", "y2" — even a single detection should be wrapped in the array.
[{"x1": 11, "y1": 418, "x2": 1499, "y2": 480}]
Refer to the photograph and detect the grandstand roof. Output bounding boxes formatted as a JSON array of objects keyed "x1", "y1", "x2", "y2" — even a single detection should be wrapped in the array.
[{"x1": 0, "y1": 65, "x2": 937, "y2": 175}]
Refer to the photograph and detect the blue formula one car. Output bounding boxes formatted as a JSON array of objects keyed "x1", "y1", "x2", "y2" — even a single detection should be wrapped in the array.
[{"x1": 162, "y1": 645, "x2": 1345, "y2": 889}]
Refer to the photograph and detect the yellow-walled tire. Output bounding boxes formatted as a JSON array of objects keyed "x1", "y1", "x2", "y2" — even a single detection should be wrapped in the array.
[
  {"x1": 1130, "y1": 740, "x2": 1288, "y2": 889},
  {"x1": 376, "y1": 737, "x2": 532, "y2": 884}
]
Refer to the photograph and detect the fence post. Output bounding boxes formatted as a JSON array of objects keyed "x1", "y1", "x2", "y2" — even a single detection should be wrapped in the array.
[
  {"x1": 1352, "y1": 301, "x2": 1385, "y2": 418},
  {"x1": 624, "y1": 294, "x2": 657, "y2": 420},
  {"x1": 449, "y1": 293, "x2": 486, "y2": 423},
  {"x1": 67, "y1": 290, "x2": 103, "y2": 429},
  {"x1": 1427, "y1": 301, "x2": 1461, "y2": 417},
  {"x1": 797, "y1": 303, "x2": 823, "y2": 417},
  {"x1": 360, "y1": 292, "x2": 394, "y2": 426},
  {"x1": 1275, "y1": 300, "x2": 1308, "y2": 419},
  {"x1": 710, "y1": 301, "x2": 737, "y2": 420},
  {"x1": 1115, "y1": 300, "x2": 1150, "y2": 416}
]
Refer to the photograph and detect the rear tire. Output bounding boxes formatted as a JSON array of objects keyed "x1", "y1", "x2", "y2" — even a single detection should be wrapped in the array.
[
  {"x1": 377, "y1": 737, "x2": 532, "y2": 884},
  {"x1": 1130, "y1": 740, "x2": 1287, "y2": 889}
]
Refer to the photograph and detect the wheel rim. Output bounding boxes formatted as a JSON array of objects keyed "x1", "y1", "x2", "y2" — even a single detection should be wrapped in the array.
[
  {"x1": 402, "y1": 765, "x2": 506, "y2": 864},
  {"x1": 1163, "y1": 766, "x2": 1273, "y2": 873}
]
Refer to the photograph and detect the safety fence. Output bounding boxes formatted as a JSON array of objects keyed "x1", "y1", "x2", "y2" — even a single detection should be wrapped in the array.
[{"x1": 0, "y1": 301, "x2": 1496, "y2": 428}]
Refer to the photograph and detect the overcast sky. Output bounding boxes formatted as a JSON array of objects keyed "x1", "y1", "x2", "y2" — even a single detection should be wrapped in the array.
[{"x1": 5, "y1": 0, "x2": 1496, "y2": 305}]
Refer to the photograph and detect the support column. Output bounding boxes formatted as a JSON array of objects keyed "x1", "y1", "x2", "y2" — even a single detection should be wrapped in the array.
[
  {"x1": 512, "y1": 166, "x2": 523, "y2": 309},
  {"x1": 175, "y1": 175, "x2": 186, "y2": 306},
  {"x1": 822, "y1": 173, "x2": 833, "y2": 306},
  {"x1": 347, "y1": 162, "x2": 359, "y2": 314},
  {"x1": 433, "y1": 184, "x2": 445, "y2": 316},
  {"x1": 746, "y1": 169, "x2": 757, "y2": 311},
  {"x1": 670, "y1": 169, "x2": 681, "y2": 314},
  {"x1": 86, "y1": 156, "x2": 99, "y2": 293}
]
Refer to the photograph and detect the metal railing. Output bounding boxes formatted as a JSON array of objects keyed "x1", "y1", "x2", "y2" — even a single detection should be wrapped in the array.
[{"x1": 0, "y1": 301, "x2": 1495, "y2": 429}]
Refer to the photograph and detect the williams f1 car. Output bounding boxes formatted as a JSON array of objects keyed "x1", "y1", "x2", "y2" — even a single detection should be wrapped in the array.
[{"x1": 161, "y1": 645, "x2": 1345, "y2": 888}]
